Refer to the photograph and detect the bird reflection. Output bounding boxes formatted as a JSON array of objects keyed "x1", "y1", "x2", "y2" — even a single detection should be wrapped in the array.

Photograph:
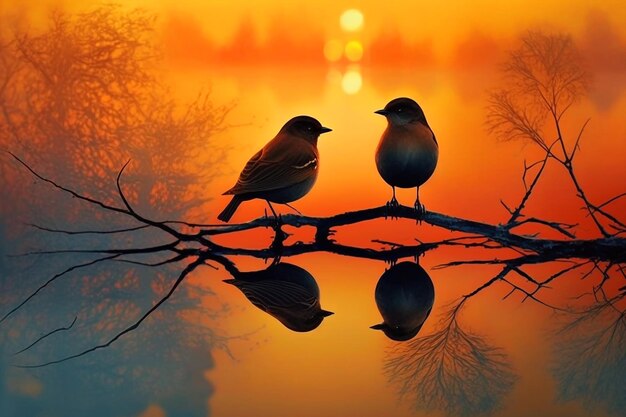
[
  {"x1": 371, "y1": 261, "x2": 435, "y2": 341},
  {"x1": 225, "y1": 262, "x2": 333, "y2": 332}
]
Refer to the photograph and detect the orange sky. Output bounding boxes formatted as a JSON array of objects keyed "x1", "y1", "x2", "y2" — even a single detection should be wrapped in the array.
[
  {"x1": 2, "y1": 2, "x2": 625, "y2": 416},
  {"x1": 3, "y1": 0, "x2": 624, "y2": 306},
  {"x1": 4, "y1": 0, "x2": 626, "y2": 61}
]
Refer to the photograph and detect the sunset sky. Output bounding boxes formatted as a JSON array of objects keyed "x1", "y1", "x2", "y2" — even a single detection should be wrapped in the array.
[
  {"x1": 2, "y1": 0, "x2": 624, "y2": 272},
  {"x1": 4, "y1": 1, "x2": 626, "y2": 60},
  {"x1": 1, "y1": 2, "x2": 625, "y2": 417}
]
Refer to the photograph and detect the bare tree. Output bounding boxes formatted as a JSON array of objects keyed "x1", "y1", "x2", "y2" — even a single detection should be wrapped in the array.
[
  {"x1": 0, "y1": 5, "x2": 230, "y2": 222},
  {"x1": 0, "y1": 8, "x2": 233, "y2": 411},
  {"x1": 487, "y1": 31, "x2": 624, "y2": 237}
]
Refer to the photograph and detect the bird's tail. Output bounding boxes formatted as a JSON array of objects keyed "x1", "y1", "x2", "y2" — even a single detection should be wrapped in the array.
[{"x1": 217, "y1": 196, "x2": 243, "y2": 222}]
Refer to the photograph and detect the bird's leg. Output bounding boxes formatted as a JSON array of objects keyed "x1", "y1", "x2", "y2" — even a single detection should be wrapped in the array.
[
  {"x1": 385, "y1": 186, "x2": 399, "y2": 219},
  {"x1": 284, "y1": 202, "x2": 302, "y2": 215},
  {"x1": 391, "y1": 186, "x2": 398, "y2": 206},
  {"x1": 414, "y1": 187, "x2": 425, "y2": 222},
  {"x1": 266, "y1": 200, "x2": 287, "y2": 245},
  {"x1": 266, "y1": 200, "x2": 279, "y2": 219}
]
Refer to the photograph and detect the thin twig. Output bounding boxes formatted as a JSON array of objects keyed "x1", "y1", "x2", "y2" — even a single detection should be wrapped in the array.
[{"x1": 13, "y1": 317, "x2": 78, "y2": 355}]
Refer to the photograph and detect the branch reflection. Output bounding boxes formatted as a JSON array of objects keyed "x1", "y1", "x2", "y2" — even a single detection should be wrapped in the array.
[
  {"x1": 383, "y1": 298, "x2": 516, "y2": 416},
  {"x1": 0, "y1": 251, "x2": 226, "y2": 417}
]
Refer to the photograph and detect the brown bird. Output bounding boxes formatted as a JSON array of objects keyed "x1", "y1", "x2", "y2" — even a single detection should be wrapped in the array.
[
  {"x1": 217, "y1": 116, "x2": 332, "y2": 222},
  {"x1": 374, "y1": 97, "x2": 438, "y2": 214}
]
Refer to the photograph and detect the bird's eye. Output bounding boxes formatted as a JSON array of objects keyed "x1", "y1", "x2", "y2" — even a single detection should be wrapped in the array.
[
  {"x1": 307, "y1": 126, "x2": 312, "y2": 131},
  {"x1": 397, "y1": 108, "x2": 403, "y2": 112}
]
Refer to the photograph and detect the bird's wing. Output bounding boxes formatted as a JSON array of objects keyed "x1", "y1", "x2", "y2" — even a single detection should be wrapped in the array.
[
  {"x1": 224, "y1": 136, "x2": 318, "y2": 195},
  {"x1": 232, "y1": 280, "x2": 317, "y2": 310}
]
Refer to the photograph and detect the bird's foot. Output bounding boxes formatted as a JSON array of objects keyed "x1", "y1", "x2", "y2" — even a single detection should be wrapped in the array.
[
  {"x1": 270, "y1": 215, "x2": 288, "y2": 248},
  {"x1": 273, "y1": 213, "x2": 283, "y2": 228},
  {"x1": 414, "y1": 201, "x2": 426, "y2": 224},
  {"x1": 385, "y1": 197, "x2": 400, "y2": 219}
]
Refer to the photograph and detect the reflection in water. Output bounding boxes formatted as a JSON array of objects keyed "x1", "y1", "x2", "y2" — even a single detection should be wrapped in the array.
[
  {"x1": 384, "y1": 303, "x2": 516, "y2": 416},
  {"x1": 0, "y1": 232, "x2": 225, "y2": 417},
  {"x1": 341, "y1": 67, "x2": 363, "y2": 94},
  {"x1": 371, "y1": 261, "x2": 434, "y2": 341},
  {"x1": 224, "y1": 262, "x2": 333, "y2": 332},
  {"x1": 553, "y1": 294, "x2": 626, "y2": 416}
]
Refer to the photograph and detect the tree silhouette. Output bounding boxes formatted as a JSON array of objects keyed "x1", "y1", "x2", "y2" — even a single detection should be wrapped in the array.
[
  {"x1": 487, "y1": 31, "x2": 624, "y2": 237},
  {"x1": 0, "y1": 7, "x2": 231, "y2": 415},
  {"x1": 0, "y1": 5, "x2": 230, "y2": 222}
]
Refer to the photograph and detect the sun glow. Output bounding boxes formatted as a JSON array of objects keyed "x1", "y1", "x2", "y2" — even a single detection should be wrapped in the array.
[
  {"x1": 323, "y1": 39, "x2": 343, "y2": 62},
  {"x1": 344, "y1": 40, "x2": 363, "y2": 61},
  {"x1": 341, "y1": 68, "x2": 362, "y2": 94},
  {"x1": 340, "y1": 9, "x2": 364, "y2": 32}
]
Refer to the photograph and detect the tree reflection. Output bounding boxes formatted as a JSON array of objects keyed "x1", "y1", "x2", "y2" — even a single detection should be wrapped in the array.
[
  {"x1": 383, "y1": 299, "x2": 516, "y2": 417},
  {"x1": 0, "y1": 250, "x2": 228, "y2": 417},
  {"x1": 553, "y1": 285, "x2": 626, "y2": 416}
]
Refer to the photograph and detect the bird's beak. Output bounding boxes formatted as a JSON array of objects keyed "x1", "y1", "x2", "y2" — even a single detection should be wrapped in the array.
[
  {"x1": 319, "y1": 127, "x2": 332, "y2": 134},
  {"x1": 374, "y1": 109, "x2": 388, "y2": 116},
  {"x1": 370, "y1": 323, "x2": 386, "y2": 330},
  {"x1": 320, "y1": 310, "x2": 334, "y2": 317}
]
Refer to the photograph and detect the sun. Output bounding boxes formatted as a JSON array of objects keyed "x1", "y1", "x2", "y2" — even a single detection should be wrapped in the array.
[{"x1": 340, "y1": 9, "x2": 364, "y2": 32}]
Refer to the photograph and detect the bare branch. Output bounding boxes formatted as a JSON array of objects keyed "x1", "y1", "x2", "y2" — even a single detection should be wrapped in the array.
[
  {"x1": 507, "y1": 217, "x2": 576, "y2": 239},
  {"x1": 6, "y1": 151, "x2": 130, "y2": 216},
  {"x1": 25, "y1": 223, "x2": 150, "y2": 235},
  {"x1": 592, "y1": 192, "x2": 626, "y2": 213},
  {"x1": 13, "y1": 316, "x2": 77, "y2": 355},
  {"x1": 0, "y1": 254, "x2": 121, "y2": 324},
  {"x1": 14, "y1": 256, "x2": 207, "y2": 368},
  {"x1": 569, "y1": 118, "x2": 591, "y2": 162}
]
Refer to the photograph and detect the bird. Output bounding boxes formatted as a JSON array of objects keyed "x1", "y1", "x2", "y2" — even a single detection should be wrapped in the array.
[
  {"x1": 217, "y1": 115, "x2": 332, "y2": 222},
  {"x1": 374, "y1": 97, "x2": 438, "y2": 214},
  {"x1": 223, "y1": 262, "x2": 334, "y2": 332},
  {"x1": 371, "y1": 261, "x2": 435, "y2": 341}
]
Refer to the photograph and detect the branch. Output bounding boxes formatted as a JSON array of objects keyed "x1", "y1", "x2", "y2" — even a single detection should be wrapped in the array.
[
  {"x1": 4, "y1": 152, "x2": 625, "y2": 369},
  {"x1": 1, "y1": 254, "x2": 121, "y2": 324},
  {"x1": 13, "y1": 316, "x2": 77, "y2": 355},
  {"x1": 26, "y1": 223, "x2": 150, "y2": 235},
  {"x1": 14, "y1": 256, "x2": 207, "y2": 368}
]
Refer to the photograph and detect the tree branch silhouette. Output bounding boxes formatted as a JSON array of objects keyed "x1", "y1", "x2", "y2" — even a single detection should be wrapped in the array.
[
  {"x1": 3, "y1": 138, "x2": 624, "y2": 367},
  {"x1": 487, "y1": 31, "x2": 625, "y2": 237}
]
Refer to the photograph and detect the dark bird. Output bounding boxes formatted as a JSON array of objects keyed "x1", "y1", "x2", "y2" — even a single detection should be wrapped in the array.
[
  {"x1": 374, "y1": 97, "x2": 438, "y2": 214},
  {"x1": 217, "y1": 116, "x2": 332, "y2": 222},
  {"x1": 371, "y1": 261, "x2": 435, "y2": 341},
  {"x1": 224, "y1": 262, "x2": 333, "y2": 332}
]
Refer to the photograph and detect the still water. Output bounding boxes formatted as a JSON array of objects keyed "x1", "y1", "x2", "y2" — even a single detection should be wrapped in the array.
[{"x1": 1, "y1": 65, "x2": 625, "y2": 417}]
